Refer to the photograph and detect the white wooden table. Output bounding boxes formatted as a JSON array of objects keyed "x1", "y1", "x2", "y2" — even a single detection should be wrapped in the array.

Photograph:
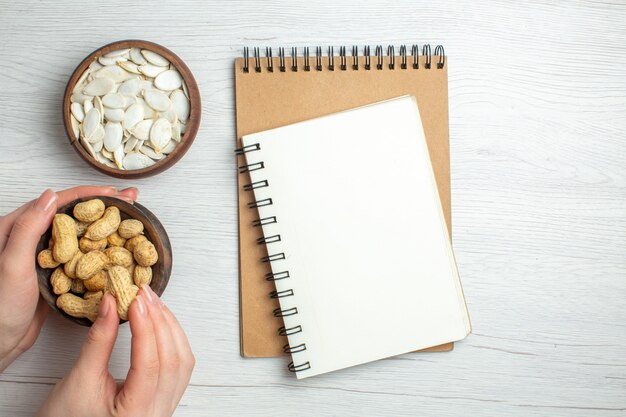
[{"x1": 1, "y1": 1, "x2": 625, "y2": 415}]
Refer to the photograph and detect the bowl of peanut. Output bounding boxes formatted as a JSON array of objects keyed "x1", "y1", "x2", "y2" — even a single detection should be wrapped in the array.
[{"x1": 35, "y1": 196, "x2": 172, "y2": 326}]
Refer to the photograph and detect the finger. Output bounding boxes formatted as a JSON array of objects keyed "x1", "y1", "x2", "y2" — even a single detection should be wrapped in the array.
[
  {"x1": 117, "y1": 291, "x2": 159, "y2": 412},
  {"x1": 141, "y1": 285, "x2": 183, "y2": 412},
  {"x1": 1, "y1": 190, "x2": 58, "y2": 272},
  {"x1": 56, "y1": 185, "x2": 139, "y2": 206},
  {"x1": 74, "y1": 293, "x2": 119, "y2": 378},
  {"x1": 161, "y1": 303, "x2": 195, "y2": 402}
]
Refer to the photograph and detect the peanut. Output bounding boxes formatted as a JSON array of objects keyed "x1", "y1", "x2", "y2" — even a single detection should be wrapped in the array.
[
  {"x1": 133, "y1": 240, "x2": 158, "y2": 267},
  {"x1": 56, "y1": 293, "x2": 100, "y2": 322},
  {"x1": 84, "y1": 291, "x2": 103, "y2": 301},
  {"x1": 133, "y1": 265, "x2": 153, "y2": 287},
  {"x1": 84, "y1": 270, "x2": 107, "y2": 292},
  {"x1": 76, "y1": 250, "x2": 109, "y2": 280},
  {"x1": 107, "y1": 231, "x2": 127, "y2": 247},
  {"x1": 85, "y1": 206, "x2": 120, "y2": 240},
  {"x1": 63, "y1": 250, "x2": 84, "y2": 279},
  {"x1": 50, "y1": 267, "x2": 72, "y2": 295},
  {"x1": 124, "y1": 235, "x2": 148, "y2": 253},
  {"x1": 52, "y1": 214, "x2": 78, "y2": 263},
  {"x1": 48, "y1": 238, "x2": 55, "y2": 250},
  {"x1": 73, "y1": 199, "x2": 105, "y2": 222},
  {"x1": 107, "y1": 266, "x2": 138, "y2": 320},
  {"x1": 127, "y1": 262, "x2": 137, "y2": 279},
  {"x1": 106, "y1": 246, "x2": 134, "y2": 267},
  {"x1": 38, "y1": 249, "x2": 60, "y2": 269},
  {"x1": 79, "y1": 236, "x2": 108, "y2": 252},
  {"x1": 71, "y1": 278, "x2": 86, "y2": 294},
  {"x1": 75, "y1": 221, "x2": 90, "y2": 237},
  {"x1": 118, "y1": 219, "x2": 144, "y2": 239}
]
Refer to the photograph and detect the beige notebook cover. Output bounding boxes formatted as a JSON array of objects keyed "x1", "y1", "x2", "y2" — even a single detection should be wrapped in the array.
[{"x1": 235, "y1": 45, "x2": 453, "y2": 357}]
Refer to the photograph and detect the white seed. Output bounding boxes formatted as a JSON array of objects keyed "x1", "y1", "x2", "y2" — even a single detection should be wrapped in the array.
[
  {"x1": 104, "y1": 49, "x2": 130, "y2": 58},
  {"x1": 170, "y1": 90, "x2": 190, "y2": 122},
  {"x1": 83, "y1": 108, "x2": 101, "y2": 138},
  {"x1": 89, "y1": 60, "x2": 103, "y2": 72},
  {"x1": 70, "y1": 115, "x2": 80, "y2": 140},
  {"x1": 171, "y1": 123, "x2": 181, "y2": 141},
  {"x1": 122, "y1": 95, "x2": 137, "y2": 109},
  {"x1": 159, "y1": 107, "x2": 178, "y2": 125},
  {"x1": 94, "y1": 65, "x2": 132, "y2": 83},
  {"x1": 102, "y1": 93, "x2": 126, "y2": 109},
  {"x1": 94, "y1": 96, "x2": 104, "y2": 122},
  {"x1": 71, "y1": 91, "x2": 92, "y2": 104},
  {"x1": 83, "y1": 99, "x2": 94, "y2": 114},
  {"x1": 135, "y1": 139, "x2": 144, "y2": 151},
  {"x1": 118, "y1": 77, "x2": 141, "y2": 96},
  {"x1": 140, "y1": 145, "x2": 165, "y2": 160},
  {"x1": 104, "y1": 122, "x2": 123, "y2": 152},
  {"x1": 118, "y1": 60, "x2": 141, "y2": 74},
  {"x1": 132, "y1": 119, "x2": 153, "y2": 140},
  {"x1": 104, "y1": 108, "x2": 125, "y2": 123},
  {"x1": 98, "y1": 55, "x2": 127, "y2": 66},
  {"x1": 141, "y1": 49, "x2": 169, "y2": 66},
  {"x1": 179, "y1": 122, "x2": 187, "y2": 134},
  {"x1": 113, "y1": 144, "x2": 125, "y2": 169},
  {"x1": 162, "y1": 140, "x2": 177, "y2": 154},
  {"x1": 75, "y1": 68, "x2": 91, "y2": 90},
  {"x1": 144, "y1": 90, "x2": 171, "y2": 112},
  {"x1": 124, "y1": 136, "x2": 139, "y2": 153},
  {"x1": 139, "y1": 64, "x2": 167, "y2": 78},
  {"x1": 83, "y1": 77, "x2": 115, "y2": 96},
  {"x1": 70, "y1": 102, "x2": 85, "y2": 122},
  {"x1": 136, "y1": 97, "x2": 156, "y2": 119},
  {"x1": 182, "y1": 81, "x2": 189, "y2": 99},
  {"x1": 123, "y1": 152, "x2": 155, "y2": 170},
  {"x1": 149, "y1": 118, "x2": 172, "y2": 152},
  {"x1": 88, "y1": 124, "x2": 105, "y2": 144},
  {"x1": 122, "y1": 103, "x2": 144, "y2": 130},
  {"x1": 102, "y1": 147, "x2": 113, "y2": 160},
  {"x1": 92, "y1": 139, "x2": 104, "y2": 153},
  {"x1": 80, "y1": 136, "x2": 96, "y2": 158},
  {"x1": 130, "y1": 48, "x2": 147, "y2": 65},
  {"x1": 154, "y1": 70, "x2": 183, "y2": 91}
]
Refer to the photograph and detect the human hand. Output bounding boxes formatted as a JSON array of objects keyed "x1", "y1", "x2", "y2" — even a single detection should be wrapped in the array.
[
  {"x1": 0, "y1": 186, "x2": 138, "y2": 372},
  {"x1": 38, "y1": 286, "x2": 195, "y2": 417}
]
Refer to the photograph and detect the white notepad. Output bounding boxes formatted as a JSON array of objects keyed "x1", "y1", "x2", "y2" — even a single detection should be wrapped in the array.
[{"x1": 241, "y1": 96, "x2": 471, "y2": 379}]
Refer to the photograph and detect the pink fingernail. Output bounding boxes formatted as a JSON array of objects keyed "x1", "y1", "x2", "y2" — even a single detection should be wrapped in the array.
[
  {"x1": 100, "y1": 294, "x2": 110, "y2": 317},
  {"x1": 34, "y1": 189, "x2": 57, "y2": 212},
  {"x1": 142, "y1": 285, "x2": 155, "y2": 304},
  {"x1": 135, "y1": 296, "x2": 146, "y2": 315}
]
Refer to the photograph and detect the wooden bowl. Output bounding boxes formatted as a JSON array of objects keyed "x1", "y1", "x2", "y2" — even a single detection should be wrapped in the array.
[
  {"x1": 63, "y1": 40, "x2": 201, "y2": 179},
  {"x1": 36, "y1": 196, "x2": 172, "y2": 326}
]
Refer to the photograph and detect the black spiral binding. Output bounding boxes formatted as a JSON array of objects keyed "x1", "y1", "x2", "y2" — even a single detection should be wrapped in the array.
[
  {"x1": 235, "y1": 142, "x2": 309, "y2": 374},
  {"x1": 241, "y1": 44, "x2": 446, "y2": 73}
]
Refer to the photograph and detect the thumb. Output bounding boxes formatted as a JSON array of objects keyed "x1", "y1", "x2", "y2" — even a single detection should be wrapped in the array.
[
  {"x1": 75, "y1": 293, "x2": 119, "y2": 377},
  {"x1": 3, "y1": 189, "x2": 58, "y2": 265}
]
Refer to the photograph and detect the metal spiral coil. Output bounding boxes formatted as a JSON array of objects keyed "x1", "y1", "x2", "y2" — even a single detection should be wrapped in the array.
[{"x1": 241, "y1": 44, "x2": 445, "y2": 73}]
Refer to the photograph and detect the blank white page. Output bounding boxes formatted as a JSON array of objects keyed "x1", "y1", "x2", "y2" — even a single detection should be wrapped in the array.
[{"x1": 242, "y1": 96, "x2": 471, "y2": 379}]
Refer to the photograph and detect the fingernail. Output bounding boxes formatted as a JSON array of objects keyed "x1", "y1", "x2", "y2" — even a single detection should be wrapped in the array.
[
  {"x1": 142, "y1": 285, "x2": 155, "y2": 304},
  {"x1": 120, "y1": 187, "x2": 137, "y2": 196},
  {"x1": 100, "y1": 294, "x2": 110, "y2": 317},
  {"x1": 34, "y1": 189, "x2": 57, "y2": 212},
  {"x1": 135, "y1": 296, "x2": 146, "y2": 315}
]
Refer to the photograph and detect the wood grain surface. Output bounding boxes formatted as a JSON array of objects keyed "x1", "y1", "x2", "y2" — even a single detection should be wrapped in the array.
[{"x1": 0, "y1": 0, "x2": 625, "y2": 416}]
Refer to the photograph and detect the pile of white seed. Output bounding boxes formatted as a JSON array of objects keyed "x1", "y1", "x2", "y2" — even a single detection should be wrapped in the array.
[{"x1": 69, "y1": 48, "x2": 191, "y2": 170}]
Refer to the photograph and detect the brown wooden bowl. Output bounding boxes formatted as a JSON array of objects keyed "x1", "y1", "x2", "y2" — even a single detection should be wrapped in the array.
[
  {"x1": 63, "y1": 40, "x2": 201, "y2": 179},
  {"x1": 36, "y1": 196, "x2": 172, "y2": 326}
]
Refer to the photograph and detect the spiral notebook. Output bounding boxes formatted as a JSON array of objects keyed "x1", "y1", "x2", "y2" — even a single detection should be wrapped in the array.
[
  {"x1": 239, "y1": 96, "x2": 471, "y2": 378},
  {"x1": 235, "y1": 44, "x2": 455, "y2": 357}
]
